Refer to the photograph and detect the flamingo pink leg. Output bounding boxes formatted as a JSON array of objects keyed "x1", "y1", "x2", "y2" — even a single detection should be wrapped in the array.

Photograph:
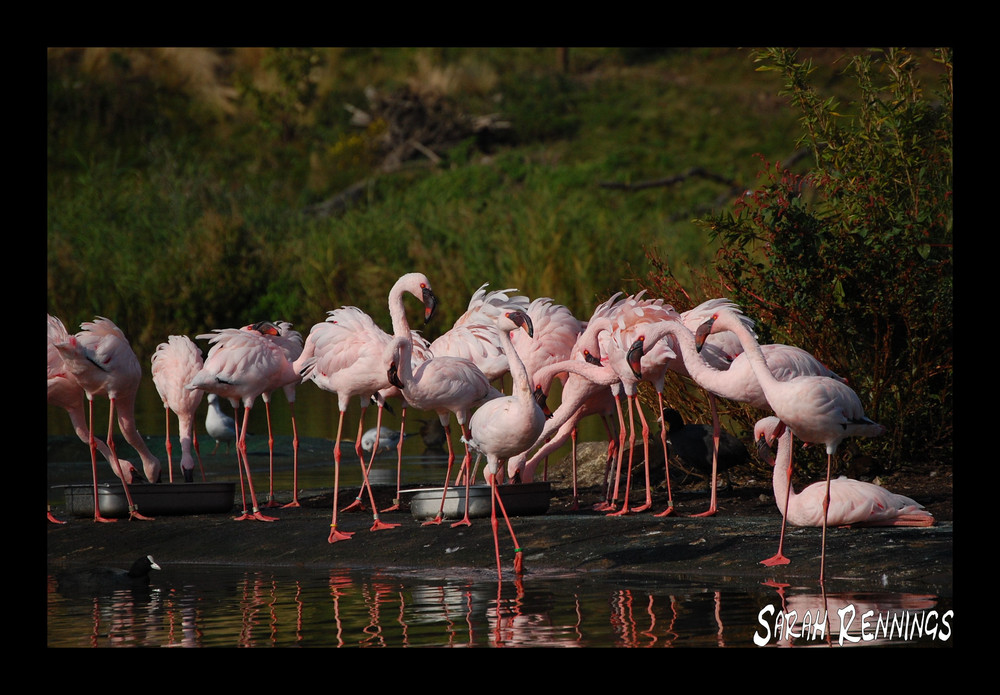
[
  {"x1": 595, "y1": 394, "x2": 627, "y2": 511},
  {"x1": 262, "y1": 401, "x2": 281, "y2": 508},
  {"x1": 87, "y1": 398, "x2": 116, "y2": 523},
  {"x1": 282, "y1": 402, "x2": 301, "y2": 508},
  {"x1": 234, "y1": 406, "x2": 278, "y2": 522},
  {"x1": 422, "y1": 424, "x2": 460, "y2": 526},
  {"x1": 380, "y1": 406, "x2": 407, "y2": 513},
  {"x1": 488, "y1": 473, "x2": 524, "y2": 580},
  {"x1": 761, "y1": 434, "x2": 794, "y2": 566},
  {"x1": 451, "y1": 427, "x2": 476, "y2": 528},
  {"x1": 653, "y1": 393, "x2": 677, "y2": 517},
  {"x1": 689, "y1": 394, "x2": 722, "y2": 518},
  {"x1": 105, "y1": 398, "x2": 154, "y2": 521},
  {"x1": 328, "y1": 411, "x2": 356, "y2": 543},
  {"x1": 359, "y1": 408, "x2": 400, "y2": 533},
  {"x1": 608, "y1": 396, "x2": 639, "y2": 516}
]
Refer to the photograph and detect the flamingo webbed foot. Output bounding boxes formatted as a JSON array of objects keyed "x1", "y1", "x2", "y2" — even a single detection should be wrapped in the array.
[
  {"x1": 450, "y1": 518, "x2": 472, "y2": 528},
  {"x1": 421, "y1": 516, "x2": 443, "y2": 526},
  {"x1": 370, "y1": 520, "x2": 400, "y2": 532},
  {"x1": 761, "y1": 554, "x2": 791, "y2": 567}
]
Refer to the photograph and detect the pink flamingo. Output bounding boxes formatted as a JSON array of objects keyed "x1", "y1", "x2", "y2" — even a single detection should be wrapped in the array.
[
  {"x1": 386, "y1": 328, "x2": 501, "y2": 527},
  {"x1": 47, "y1": 315, "x2": 139, "y2": 523},
  {"x1": 508, "y1": 296, "x2": 583, "y2": 478},
  {"x1": 521, "y1": 355, "x2": 623, "y2": 506},
  {"x1": 695, "y1": 308, "x2": 886, "y2": 584},
  {"x1": 429, "y1": 284, "x2": 529, "y2": 387},
  {"x1": 294, "y1": 272, "x2": 438, "y2": 541},
  {"x1": 52, "y1": 316, "x2": 161, "y2": 521},
  {"x1": 509, "y1": 293, "x2": 628, "y2": 496},
  {"x1": 187, "y1": 321, "x2": 297, "y2": 522},
  {"x1": 466, "y1": 309, "x2": 546, "y2": 578},
  {"x1": 247, "y1": 321, "x2": 303, "y2": 508},
  {"x1": 626, "y1": 309, "x2": 845, "y2": 517},
  {"x1": 755, "y1": 416, "x2": 932, "y2": 567},
  {"x1": 151, "y1": 335, "x2": 205, "y2": 483}
]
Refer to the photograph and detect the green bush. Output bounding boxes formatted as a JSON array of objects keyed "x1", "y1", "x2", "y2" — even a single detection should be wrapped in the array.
[{"x1": 643, "y1": 48, "x2": 952, "y2": 473}]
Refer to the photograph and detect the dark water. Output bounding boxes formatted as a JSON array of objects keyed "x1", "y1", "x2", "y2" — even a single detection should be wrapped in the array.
[
  {"x1": 46, "y1": 565, "x2": 954, "y2": 648},
  {"x1": 47, "y1": 384, "x2": 954, "y2": 648}
]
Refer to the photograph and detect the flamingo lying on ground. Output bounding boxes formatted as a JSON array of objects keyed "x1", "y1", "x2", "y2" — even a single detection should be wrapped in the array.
[{"x1": 754, "y1": 416, "x2": 932, "y2": 567}]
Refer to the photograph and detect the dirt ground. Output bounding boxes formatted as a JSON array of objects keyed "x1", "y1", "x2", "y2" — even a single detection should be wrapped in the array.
[{"x1": 46, "y1": 441, "x2": 953, "y2": 595}]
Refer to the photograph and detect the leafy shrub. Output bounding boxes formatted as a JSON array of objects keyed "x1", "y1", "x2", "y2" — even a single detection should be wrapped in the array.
[{"x1": 643, "y1": 48, "x2": 953, "y2": 473}]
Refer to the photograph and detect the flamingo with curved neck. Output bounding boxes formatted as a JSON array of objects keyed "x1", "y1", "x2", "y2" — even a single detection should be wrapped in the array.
[
  {"x1": 466, "y1": 309, "x2": 545, "y2": 578},
  {"x1": 694, "y1": 308, "x2": 885, "y2": 584}
]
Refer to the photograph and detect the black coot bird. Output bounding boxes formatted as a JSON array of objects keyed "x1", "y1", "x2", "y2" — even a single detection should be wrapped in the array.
[
  {"x1": 56, "y1": 555, "x2": 162, "y2": 593},
  {"x1": 661, "y1": 409, "x2": 749, "y2": 484}
]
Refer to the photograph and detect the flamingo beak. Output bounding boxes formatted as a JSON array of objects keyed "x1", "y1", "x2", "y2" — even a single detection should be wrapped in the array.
[
  {"x1": 533, "y1": 385, "x2": 552, "y2": 417},
  {"x1": 584, "y1": 351, "x2": 602, "y2": 366},
  {"x1": 626, "y1": 338, "x2": 644, "y2": 379},
  {"x1": 756, "y1": 435, "x2": 775, "y2": 466},
  {"x1": 250, "y1": 321, "x2": 280, "y2": 336},
  {"x1": 508, "y1": 310, "x2": 534, "y2": 338},
  {"x1": 388, "y1": 362, "x2": 404, "y2": 389},
  {"x1": 694, "y1": 316, "x2": 716, "y2": 352},
  {"x1": 422, "y1": 287, "x2": 438, "y2": 324}
]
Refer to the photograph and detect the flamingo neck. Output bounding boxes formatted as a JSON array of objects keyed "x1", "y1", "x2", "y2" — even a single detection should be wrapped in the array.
[{"x1": 770, "y1": 430, "x2": 794, "y2": 516}]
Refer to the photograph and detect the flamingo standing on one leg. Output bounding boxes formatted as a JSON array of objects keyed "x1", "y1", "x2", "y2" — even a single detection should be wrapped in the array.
[
  {"x1": 625, "y1": 311, "x2": 846, "y2": 517},
  {"x1": 294, "y1": 272, "x2": 438, "y2": 542},
  {"x1": 187, "y1": 321, "x2": 298, "y2": 522},
  {"x1": 47, "y1": 314, "x2": 139, "y2": 523},
  {"x1": 466, "y1": 309, "x2": 546, "y2": 579},
  {"x1": 53, "y1": 316, "x2": 161, "y2": 521},
  {"x1": 151, "y1": 335, "x2": 206, "y2": 483},
  {"x1": 695, "y1": 308, "x2": 885, "y2": 585},
  {"x1": 754, "y1": 416, "x2": 932, "y2": 566}
]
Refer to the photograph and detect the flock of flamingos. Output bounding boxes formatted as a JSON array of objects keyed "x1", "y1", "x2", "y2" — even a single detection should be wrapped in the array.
[{"x1": 47, "y1": 271, "x2": 934, "y2": 584}]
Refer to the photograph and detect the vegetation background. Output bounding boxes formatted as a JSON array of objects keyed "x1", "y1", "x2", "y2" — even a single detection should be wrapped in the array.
[{"x1": 47, "y1": 47, "x2": 952, "y2": 478}]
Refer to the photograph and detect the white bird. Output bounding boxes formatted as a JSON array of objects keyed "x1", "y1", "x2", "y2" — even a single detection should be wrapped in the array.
[
  {"x1": 205, "y1": 392, "x2": 237, "y2": 454},
  {"x1": 361, "y1": 427, "x2": 412, "y2": 456},
  {"x1": 466, "y1": 309, "x2": 546, "y2": 578},
  {"x1": 695, "y1": 308, "x2": 886, "y2": 584},
  {"x1": 755, "y1": 416, "x2": 932, "y2": 567}
]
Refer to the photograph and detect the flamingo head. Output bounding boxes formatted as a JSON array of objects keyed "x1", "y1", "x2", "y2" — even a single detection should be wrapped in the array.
[
  {"x1": 243, "y1": 321, "x2": 280, "y2": 336},
  {"x1": 694, "y1": 313, "x2": 720, "y2": 352},
  {"x1": 754, "y1": 418, "x2": 786, "y2": 466},
  {"x1": 626, "y1": 337, "x2": 645, "y2": 379},
  {"x1": 421, "y1": 285, "x2": 438, "y2": 324},
  {"x1": 583, "y1": 350, "x2": 602, "y2": 366},
  {"x1": 532, "y1": 385, "x2": 552, "y2": 417},
  {"x1": 505, "y1": 309, "x2": 534, "y2": 338}
]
